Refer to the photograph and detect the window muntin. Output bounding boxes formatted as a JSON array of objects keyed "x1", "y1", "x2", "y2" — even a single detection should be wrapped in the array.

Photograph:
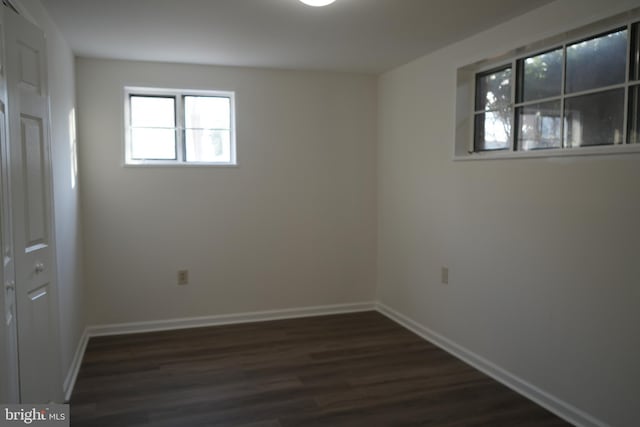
[
  {"x1": 471, "y1": 21, "x2": 640, "y2": 155},
  {"x1": 628, "y1": 85, "x2": 640, "y2": 144},
  {"x1": 125, "y1": 88, "x2": 236, "y2": 165}
]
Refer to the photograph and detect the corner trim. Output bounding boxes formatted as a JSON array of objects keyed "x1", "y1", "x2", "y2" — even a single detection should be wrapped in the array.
[
  {"x1": 86, "y1": 302, "x2": 376, "y2": 337},
  {"x1": 62, "y1": 328, "x2": 89, "y2": 402},
  {"x1": 375, "y1": 302, "x2": 609, "y2": 427}
]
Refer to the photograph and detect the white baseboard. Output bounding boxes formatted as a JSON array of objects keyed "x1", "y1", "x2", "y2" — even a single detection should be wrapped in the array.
[
  {"x1": 86, "y1": 302, "x2": 376, "y2": 337},
  {"x1": 375, "y1": 302, "x2": 608, "y2": 427},
  {"x1": 63, "y1": 328, "x2": 89, "y2": 402},
  {"x1": 64, "y1": 300, "x2": 604, "y2": 427},
  {"x1": 61, "y1": 302, "x2": 374, "y2": 400}
]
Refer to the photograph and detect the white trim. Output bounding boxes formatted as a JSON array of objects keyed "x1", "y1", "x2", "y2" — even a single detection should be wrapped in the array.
[
  {"x1": 4, "y1": 0, "x2": 37, "y2": 26},
  {"x1": 61, "y1": 302, "x2": 375, "y2": 400},
  {"x1": 62, "y1": 328, "x2": 89, "y2": 402},
  {"x1": 63, "y1": 300, "x2": 608, "y2": 427},
  {"x1": 375, "y1": 302, "x2": 610, "y2": 427},
  {"x1": 121, "y1": 162, "x2": 240, "y2": 169},
  {"x1": 123, "y1": 86, "x2": 237, "y2": 167},
  {"x1": 454, "y1": 142, "x2": 640, "y2": 161},
  {"x1": 86, "y1": 302, "x2": 376, "y2": 337}
]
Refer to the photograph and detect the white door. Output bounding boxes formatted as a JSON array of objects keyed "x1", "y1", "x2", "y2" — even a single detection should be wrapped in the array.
[
  {"x1": 0, "y1": 4, "x2": 20, "y2": 404},
  {"x1": 5, "y1": 8, "x2": 61, "y2": 403}
]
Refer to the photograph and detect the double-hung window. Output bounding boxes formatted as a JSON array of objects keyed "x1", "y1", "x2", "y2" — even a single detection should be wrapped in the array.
[
  {"x1": 458, "y1": 8, "x2": 640, "y2": 159},
  {"x1": 125, "y1": 88, "x2": 236, "y2": 165}
]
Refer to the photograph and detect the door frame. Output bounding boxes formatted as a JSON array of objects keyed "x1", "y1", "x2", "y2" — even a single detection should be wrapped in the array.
[{"x1": 0, "y1": 2, "x2": 20, "y2": 404}]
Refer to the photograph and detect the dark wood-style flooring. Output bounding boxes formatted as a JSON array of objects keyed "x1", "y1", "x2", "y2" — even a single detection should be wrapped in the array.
[{"x1": 70, "y1": 311, "x2": 570, "y2": 426}]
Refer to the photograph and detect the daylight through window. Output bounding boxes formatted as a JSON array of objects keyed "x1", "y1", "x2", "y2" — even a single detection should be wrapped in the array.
[
  {"x1": 125, "y1": 88, "x2": 236, "y2": 165},
  {"x1": 471, "y1": 20, "x2": 640, "y2": 155}
]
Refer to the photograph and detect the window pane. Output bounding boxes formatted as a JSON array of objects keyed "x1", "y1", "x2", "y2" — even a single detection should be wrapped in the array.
[
  {"x1": 518, "y1": 48, "x2": 563, "y2": 102},
  {"x1": 131, "y1": 128, "x2": 176, "y2": 160},
  {"x1": 184, "y1": 96, "x2": 230, "y2": 129},
  {"x1": 130, "y1": 96, "x2": 175, "y2": 128},
  {"x1": 185, "y1": 130, "x2": 231, "y2": 163},
  {"x1": 566, "y1": 29, "x2": 627, "y2": 94},
  {"x1": 631, "y1": 23, "x2": 640, "y2": 81},
  {"x1": 564, "y1": 89, "x2": 624, "y2": 147},
  {"x1": 474, "y1": 110, "x2": 511, "y2": 151},
  {"x1": 475, "y1": 67, "x2": 511, "y2": 111},
  {"x1": 628, "y1": 85, "x2": 640, "y2": 144},
  {"x1": 517, "y1": 101, "x2": 562, "y2": 150}
]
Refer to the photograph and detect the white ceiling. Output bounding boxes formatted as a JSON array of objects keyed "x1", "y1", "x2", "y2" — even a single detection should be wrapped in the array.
[{"x1": 40, "y1": 0, "x2": 554, "y2": 74}]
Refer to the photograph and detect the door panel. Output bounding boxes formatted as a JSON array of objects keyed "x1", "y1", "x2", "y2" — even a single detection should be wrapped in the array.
[
  {"x1": 21, "y1": 114, "x2": 47, "y2": 247},
  {"x1": 17, "y1": 42, "x2": 40, "y2": 92},
  {"x1": 6, "y1": 9, "x2": 61, "y2": 403},
  {"x1": 20, "y1": 281, "x2": 51, "y2": 403}
]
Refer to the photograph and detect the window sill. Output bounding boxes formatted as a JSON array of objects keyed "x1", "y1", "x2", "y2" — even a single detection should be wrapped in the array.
[
  {"x1": 453, "y1": 144, "x2": 640, "y2": 161},
  {"x1": 123, "y1": 162, "x2": 239, "y2": 168}
]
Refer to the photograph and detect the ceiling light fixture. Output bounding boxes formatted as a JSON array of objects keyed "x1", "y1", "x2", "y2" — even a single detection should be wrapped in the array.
[{"x1": 299, "y1": 0, "x2": 336, "y2": 7}]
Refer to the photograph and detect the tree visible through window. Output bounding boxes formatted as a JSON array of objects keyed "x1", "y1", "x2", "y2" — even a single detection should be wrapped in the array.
[
  {"x1": 474, "y1": 67, "x2": 512, "y2": 151},
  {"x1": 473, "y1": 24, "x2": 639, "y2": 153}
]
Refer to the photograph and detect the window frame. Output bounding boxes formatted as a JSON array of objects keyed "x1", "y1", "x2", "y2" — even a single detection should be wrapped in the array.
[
  {"x1": 455, "y1": 8, "x2": 640, "y2": 160},
  {"x1": 124, "y1": 87, "x2": 237, "y2": 166}
]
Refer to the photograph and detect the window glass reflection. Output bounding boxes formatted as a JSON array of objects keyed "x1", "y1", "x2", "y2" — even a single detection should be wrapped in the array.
[
  {"x1": 566, "y1": 29, "x2": 627, "y2": 94},
  {"x1": 517, "y1": 101, "x2": 562, "y2": 150},
  {"x1": 518, "y1": 49, "x2": 563, "y2": 102},
  {"x1": 564, "y1": 89, "x2": 625, "y2": 147},
  {"x1": 475, "y1": 67, "x2": 512, "y2": 112}
]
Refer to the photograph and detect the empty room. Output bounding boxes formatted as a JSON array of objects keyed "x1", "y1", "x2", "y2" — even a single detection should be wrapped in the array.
[{"x1": 0, "y1": 0, "x2": 638, "y2": 426}]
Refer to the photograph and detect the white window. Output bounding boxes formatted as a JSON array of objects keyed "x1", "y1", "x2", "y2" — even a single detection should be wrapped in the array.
[
  {"x1": 124, "y1": 87, "x2": 236, "y2": 165},
  {"x1": 455, "y1": 8, "x2": 640, "y2": 160}
]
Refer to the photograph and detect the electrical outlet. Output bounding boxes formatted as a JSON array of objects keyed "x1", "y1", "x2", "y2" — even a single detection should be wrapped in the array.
[
  {"x1": 178, "y1": 269, "x2": 189, "y2": 285},
  {"x1": 441, "y1": 267, "x2": 449, "y2": 285}
]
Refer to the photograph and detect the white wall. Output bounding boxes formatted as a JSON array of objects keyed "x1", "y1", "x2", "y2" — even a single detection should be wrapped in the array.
[
  {"x1": 16, "y1": 0, "x2": 85, "y2": 398},
  {"x1": 377, "y1": 1, "x2": 640, "y2": 426},
  {"x1": 76, "y1": 58, "x2": 377, "y2": 325}
]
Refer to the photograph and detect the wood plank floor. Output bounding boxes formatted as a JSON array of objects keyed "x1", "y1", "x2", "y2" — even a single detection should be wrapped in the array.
[{"x1": 70, "y1": 311, "x2": 570, "y2": 426}]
